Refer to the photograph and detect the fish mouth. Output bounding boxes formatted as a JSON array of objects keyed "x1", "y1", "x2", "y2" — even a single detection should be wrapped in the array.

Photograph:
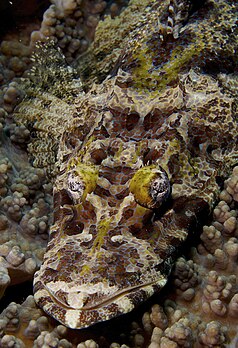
[
  {"x1": 34, "y1": 267, "x2": 168, "y2": 328},
  {"x1": 44, "y1": 279, "x2": 165, "y2": 311}
]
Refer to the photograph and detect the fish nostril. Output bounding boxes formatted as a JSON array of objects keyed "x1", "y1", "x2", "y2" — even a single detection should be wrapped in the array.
[
  {"x1": 53, "y1": 188, "x2": 74, "y2": 208},
  {"x1": 90, "y1": 148, "x2": 107, "y2": 164},
  {"x1": 143, "y1": 147, "x2": 160, "y2": 165},
  {"x1": 53, "y1": 189, "x2": 74, "y2": 223},
  {"x1": 63, "y1": 220, "x2": 84, "y2": 236},
  {"x1": 126, "y1": 112, "x2": 140, "y2": 131}
]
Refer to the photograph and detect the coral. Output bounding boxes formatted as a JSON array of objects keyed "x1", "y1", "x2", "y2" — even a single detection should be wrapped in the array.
[
  {"x1": 0, "y1": 42, "x2": 32, "y2": 87},
  {"x1": 30, "y1": 0, "x2": 129, "y2": 63},
  {"x1": 77, "y1": 340, "x2": 99, "y2": 348},
  {"x1": 0, "y1": 266, "x2": 10, "y2": 299},
  {"x1": 0, "y1": 129, "x2": 52, "y2": 295},
  {"x1": 2, "y1": 82, "x2": 24, "y2": 114},
  {"x1": 0, "y1": 0, "x2": 237, "y2": 347},
  {"x1": 0, "y1": 0, "x2": 45, "y2": 88}
]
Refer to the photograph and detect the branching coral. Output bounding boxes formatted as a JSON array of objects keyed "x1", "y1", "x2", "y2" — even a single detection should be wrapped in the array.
[{"x1": 0, "y1": 130, "x2": 52, "y2": 295}]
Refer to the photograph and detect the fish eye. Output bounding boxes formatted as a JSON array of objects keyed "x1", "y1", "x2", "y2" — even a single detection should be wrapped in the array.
[
  {"x1": 67, "y1": 164, "x2": 98, "y2": 204},
  {"x1": 68, "y1": 175, "x2": 84, "y2": 192},
  {"x1": 129, "y1": 165, "x2": 171, "y2": 209}
]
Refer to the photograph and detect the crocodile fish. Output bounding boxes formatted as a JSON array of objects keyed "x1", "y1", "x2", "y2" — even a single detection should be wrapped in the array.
[{"x1": 15, "y1": 0, "x2": 237, "y2": 329}]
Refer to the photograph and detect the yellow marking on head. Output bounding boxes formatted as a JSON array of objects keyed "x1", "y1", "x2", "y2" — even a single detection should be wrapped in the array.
[
  {"x1": 131, "y1": 150, "x2": 140, "y2": 165},
  {"x1": 80, "y1": 264, "x2": 91, "y2": 276},
  {"x1": 114, "y1": 142, "x2": 124, "y2": 159},
  {"x1": 89, "y1": 219, "x2": 111, "y2": 256}
]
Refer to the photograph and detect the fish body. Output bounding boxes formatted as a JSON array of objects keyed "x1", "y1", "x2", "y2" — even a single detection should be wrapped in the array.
[{"x1": 15, "y1": 0, "x2": 238, "y2": 329}]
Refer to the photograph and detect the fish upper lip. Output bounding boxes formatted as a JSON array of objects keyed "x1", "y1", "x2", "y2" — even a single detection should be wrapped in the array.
[{"x1": 45, "y1": 280, "x2": 159, "y2": 310}]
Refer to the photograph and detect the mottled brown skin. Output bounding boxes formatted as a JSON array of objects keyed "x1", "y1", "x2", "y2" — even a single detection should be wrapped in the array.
[
  {"x1": 33, "y1": 65, "x2": 237, "y2": 328},
  {"x1": 14, "y1": 0, "x2": 237, "y2": 329}
]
